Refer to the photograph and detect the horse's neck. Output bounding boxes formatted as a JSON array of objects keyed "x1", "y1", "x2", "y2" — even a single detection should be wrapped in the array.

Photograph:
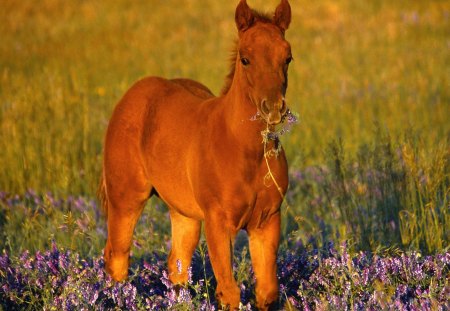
[{"x1": 220, "y1": 87, "x2": 272, "y2": 157}]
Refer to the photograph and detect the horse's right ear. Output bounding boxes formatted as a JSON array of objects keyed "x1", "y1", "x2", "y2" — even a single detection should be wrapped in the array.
[
  {"x1": 274, "y1": 0, "x2": 291, "y2": 33},
  {"x1": 235, "y1": 0, "x2": 254, "y2": 33}
]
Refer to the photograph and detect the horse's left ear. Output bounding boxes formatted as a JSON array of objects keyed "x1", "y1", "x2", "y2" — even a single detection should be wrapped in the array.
[
  {"x1": 235, "y1": 0, "x2": 255, "y2": 33},
  {"x1": 273, "y1": 0, "x2": 291, "y2": 32}
]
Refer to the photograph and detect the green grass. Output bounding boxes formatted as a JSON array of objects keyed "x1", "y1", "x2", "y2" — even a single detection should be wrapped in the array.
[{"x1": 0, "y1": 0, "x2": 449, "y2": 254}]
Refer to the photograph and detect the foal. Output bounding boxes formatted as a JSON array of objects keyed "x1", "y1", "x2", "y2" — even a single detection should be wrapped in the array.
[{"x1": 99, "y1": 0, "x2": 293, "y2": 309}]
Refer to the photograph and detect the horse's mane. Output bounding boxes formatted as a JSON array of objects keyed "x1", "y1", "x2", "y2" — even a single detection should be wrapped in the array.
[{"x1": 220, "y1": 10, "x2": 274, "y2": 95}]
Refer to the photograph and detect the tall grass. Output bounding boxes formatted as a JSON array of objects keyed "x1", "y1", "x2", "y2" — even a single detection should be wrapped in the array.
[
  {"x1": 286, "y1": 128, "x2": 449, "y2": 254},
  {"x1": 0, "y1": 0, "x2": 449, "y2": 254}
]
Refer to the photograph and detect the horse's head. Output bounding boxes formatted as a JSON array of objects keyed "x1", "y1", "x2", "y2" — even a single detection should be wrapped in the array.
[{"x1": 235, "y1": 0, "x2": 292, "y2": 126}]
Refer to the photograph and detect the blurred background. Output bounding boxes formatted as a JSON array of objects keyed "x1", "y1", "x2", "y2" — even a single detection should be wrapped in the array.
[{"x1": 0, "y1": 0, "x2": 448, "y2": 256}]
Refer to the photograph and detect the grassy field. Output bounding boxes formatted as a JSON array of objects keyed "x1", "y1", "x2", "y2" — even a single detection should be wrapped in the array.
[
  {"x1": 0, "y1": 0, "x2": 449, "y2": 309},
  {"x1": 1, "y1": 0, "x2": 448, "y2": 195}
]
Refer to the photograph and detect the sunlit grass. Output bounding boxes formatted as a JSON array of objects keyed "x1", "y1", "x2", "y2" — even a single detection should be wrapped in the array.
[{"x1": 1, "y1": 0, "x2": 448, "y2": 194}]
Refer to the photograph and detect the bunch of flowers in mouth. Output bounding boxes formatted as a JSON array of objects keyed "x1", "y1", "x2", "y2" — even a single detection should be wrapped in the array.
[
  {"x1": 251, "y1": 108, "x2": 299, "y2": 143},
  {"x1": 255, "y1": 108, "x2": 299, "y2": 158}
]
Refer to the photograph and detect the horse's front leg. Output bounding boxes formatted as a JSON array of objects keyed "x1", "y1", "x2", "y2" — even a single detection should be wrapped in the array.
[
  {"x1": 248, "y1": 212, "x2": 281, "y2": 310},
  {"x1": 204, "y1": 212, "x2": 240, "y2": 310}
]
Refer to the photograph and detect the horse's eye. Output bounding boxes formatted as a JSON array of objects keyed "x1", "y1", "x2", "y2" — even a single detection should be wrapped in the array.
[
  {"x1": 285, "y1": 56, "x2": 293, "y2": 65},
  {"x1": 241, "y1": 58, "x2": 250, "y2": 66}
]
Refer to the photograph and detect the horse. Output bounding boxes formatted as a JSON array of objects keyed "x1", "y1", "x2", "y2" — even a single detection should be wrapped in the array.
[{"x1": 98, "y1": 0, "x2": 292, "y2": 309}]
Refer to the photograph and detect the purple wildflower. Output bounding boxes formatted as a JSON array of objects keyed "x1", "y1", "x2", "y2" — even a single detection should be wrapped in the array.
[{"x1": 176, "y1": 259, "x2": 182, "y2": 274}]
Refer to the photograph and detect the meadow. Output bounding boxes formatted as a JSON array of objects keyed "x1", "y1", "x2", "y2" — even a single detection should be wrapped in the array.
[{"x1": 0, "y1": 0, "x2": 449, "y2": 309}]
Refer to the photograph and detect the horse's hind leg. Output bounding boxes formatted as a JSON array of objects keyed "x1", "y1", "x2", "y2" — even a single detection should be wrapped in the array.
[
  {"x1": 104, "y1": 182, "x2": 150, "y2": 281},
  {"x1": 168, "y1": 209, "x2": 201, "y2": 285}
]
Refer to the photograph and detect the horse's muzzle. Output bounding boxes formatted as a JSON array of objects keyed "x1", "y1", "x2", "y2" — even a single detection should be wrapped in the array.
[{"x1": 260, "y1": 98, "x2": 288, "y2": 125}]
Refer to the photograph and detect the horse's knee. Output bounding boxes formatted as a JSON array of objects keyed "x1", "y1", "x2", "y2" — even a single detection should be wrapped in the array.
[{"x1": 216, "y1": 282, "x2": 241, "y2": 310}]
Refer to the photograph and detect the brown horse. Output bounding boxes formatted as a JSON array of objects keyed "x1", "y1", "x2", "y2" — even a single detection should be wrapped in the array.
[{"x1": 98, "y1": 0, "x2": 292, "y2": 309}]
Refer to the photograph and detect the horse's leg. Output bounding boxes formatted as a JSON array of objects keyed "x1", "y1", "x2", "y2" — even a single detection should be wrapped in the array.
[
  {"x1": 168, "y1": 209, "x2": 201, "y2": 285},
  {"x1": 204, "y1": 212, "x2": 240, "y2": 310},
  {"x1": 104, "y1": 185, "x2": 150, "y2": 281},
  {"x1": 248, "y1": 212, "x2": 281, "y2": 311}
]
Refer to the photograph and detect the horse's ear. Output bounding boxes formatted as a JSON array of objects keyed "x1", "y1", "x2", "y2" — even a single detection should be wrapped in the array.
[
  {"x1": 235, "y1": 0, "x2": 254, "y2": 33},
  {"x1": 274, "y1": 0, "x2": 291, "y2": 32}
]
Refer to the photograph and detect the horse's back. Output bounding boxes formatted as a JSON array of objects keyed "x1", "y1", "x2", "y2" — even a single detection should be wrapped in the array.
[
  {"x1": 105, "y1": 76, "x2": 214, "y2": 161},
  {"x1": 107, "y1": 76, "x2": 213, "y2": 131},
  {"x1": 120, "y1": 76, "x2": 213, "y2": 105},
  {"x1": 170, "y1": 78, "x2": 214, "y2": 100}
]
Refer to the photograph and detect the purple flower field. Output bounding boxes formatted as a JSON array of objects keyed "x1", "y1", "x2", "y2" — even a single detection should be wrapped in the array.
[{"x1": 1, "y1": 240, "x2": 449, "y2": 310}]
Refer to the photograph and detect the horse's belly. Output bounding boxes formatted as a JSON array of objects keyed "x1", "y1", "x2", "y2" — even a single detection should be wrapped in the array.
[
  {"x1": 149, "y1": 167, "x2": 205, "y2": 220},
  {"x1": 160, "y1": 190, "x2": 204, "y2": 220}
]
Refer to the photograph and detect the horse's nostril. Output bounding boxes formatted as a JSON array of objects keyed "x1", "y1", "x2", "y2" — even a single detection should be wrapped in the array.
[{"x1": 261, "y1": 99, "x2": 270, "y2": 115}]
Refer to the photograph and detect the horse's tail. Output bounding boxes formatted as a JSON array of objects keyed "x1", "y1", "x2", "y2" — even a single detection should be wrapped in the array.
[{"x1": 97, "y1": 170, "x2": 108, "y2": 218}]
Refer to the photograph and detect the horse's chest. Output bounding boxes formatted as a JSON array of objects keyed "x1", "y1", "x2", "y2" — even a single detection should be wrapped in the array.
[{"x1": 228, "y1": 156, "x2": 288, "y2": 229}]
